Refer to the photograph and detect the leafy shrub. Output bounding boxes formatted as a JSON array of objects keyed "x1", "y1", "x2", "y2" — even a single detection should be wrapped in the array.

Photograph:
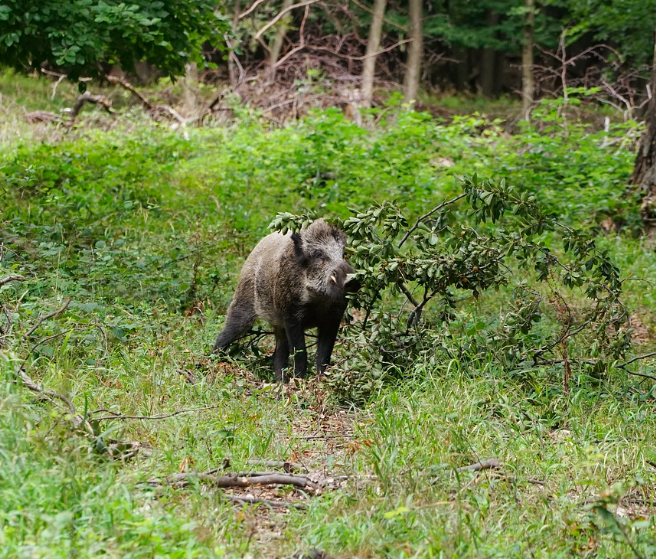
[{"x1": 272, "y1": 174, "x2": 630, "y2": 404}]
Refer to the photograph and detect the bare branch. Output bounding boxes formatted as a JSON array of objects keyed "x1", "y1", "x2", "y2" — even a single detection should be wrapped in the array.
[
  {"x1": 397, "y1": 281, "x2": 419, "y2": 307},
  {"x1": 624, "y1": 370, "x2": 656, "y2": 382},
  {"x1": 304, "y1": 39, "x2": 411, "y2": 62},
  {"x1": 0, "y1": 275, "x2": 25, "y2": 287},
  {"x1": 242, "y1": 459, "x2": 303, "y2": 472},
  {"x1": 349, "y1": 0, "x2": 407, "y2": 31},
  {"x1": 399, "y1": 193, "x2": 467, "y2": 248},
  {"x1": 618, "y1": 351, "x2": 656, "y2": 369},
  {"x1": 255, "y1": 0, "x2": 321, "y2": 40},
  {"x1": 157, "y1": 472, "x2": 320, "y2": 490},
  {"x1": 107, "y1": 75, "x2": 153, "y2": 110},
  {"x1": 224, "y1": 494, "x2": 306, "y2": 508},
  {"x1": 16, "y1": 366, "x2": 95, "y2": 436},
  {"x1": 30, "y1": 328, "x2": 75, "y2": 352},
  {"x1": 107, "y1": 75, "x2": 187, "y2": 125},
  {"x1": 457, "y1": 458, "x2": 501, "y2": 472},
  {"x1": 239, "y1": 0, "x2": 270, "y2": 20},
  {"x1": 274, "y1": 3, "x2": 311, "y2": 68},
  {"x1": 25, "y1": 298, "x2": 71, "y2": 339},
  {"x1": 91, "y1": 404, "x2": 222, "y2": 422},
  {"x1": 69, "y1": 92, "x2": 112, "y2": 120}
]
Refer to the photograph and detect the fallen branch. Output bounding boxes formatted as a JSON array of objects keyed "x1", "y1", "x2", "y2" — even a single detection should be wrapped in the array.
[
  {"x1": 107, "y1": 75, "x2": 153, "y2": 109},
  {"x1": 25, "y1": 298, "x2": 71, "y2": 338},
  {"x1": 0, "y1": 275, "x2": 25, "y2": 287},
  {"x1": 293, "y1": 433, "x2": 354, "y2": 440},
  {"x1": 245, "y1": 459, "x2": 303, "y2": 473},
  {"x1": 456, "y1": 458, "x2": 502, "y2": 473},
  {"x1": 106, "y1": 75, "x2": 186, "y2": 125},
  {"x1": 224, "y1": 494, "x2": 306, "y2": 509},
  {"x1": 616, "y1": 352, "x2": 656, "y2": 382},
  {"x1": 618, "y1": 351, "x2": 656, "y2": 369},
  {"x1": 219, "y1": 457, "x2": 304, "y2": 473},
  {"x1": 91, "y1": 404, "x2": 222, "y2": 422},
  {"x1": 69, "y1": 92, "x2": 112, "y2": 120},
  {"x1": 623, "y1": 369, "x2": 656, "y2": 382},
  {"x1": 162, "y1": 472, "x2": 320, "y2": 490},
  {"x1": 16, "y1": 366, "x2": 94, "y2": 436},
  {"x1": 30, "y1": 328, "x2": 75, "y2": 352},
  {"x1": 24, "y1": 111, "x2": 60, "y2": 124},
  {"x1": 17, "y1": 365, "x2": 150, "y2": 459}
]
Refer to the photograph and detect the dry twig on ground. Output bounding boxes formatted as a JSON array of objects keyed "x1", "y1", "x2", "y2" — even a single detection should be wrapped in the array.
[{"x1": 107, "y1": 75, "x2": 186, "y2": 125}]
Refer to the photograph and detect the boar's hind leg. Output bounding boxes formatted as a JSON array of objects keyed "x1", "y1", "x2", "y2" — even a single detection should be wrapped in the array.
[
  {"x1": 273, "y1": 327, "x2": 290, "y2": 382},
  {"x1": 316, "y1": 319, "x2": 341, "y2": 374},
  {"x1": 284, "y1": 322, "x2": 308, "y2": 378},
  {"x1": 212, "y1": 303, "x2": 256, "y2": 353}
]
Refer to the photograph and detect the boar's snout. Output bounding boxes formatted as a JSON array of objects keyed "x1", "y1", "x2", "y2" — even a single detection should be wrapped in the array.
[
  {"x1": 344, "y1": 272, "x2": 360, "y2": 293},
  {"x1": 327, "y1": 261, "x2": 359, "y2": 294}
]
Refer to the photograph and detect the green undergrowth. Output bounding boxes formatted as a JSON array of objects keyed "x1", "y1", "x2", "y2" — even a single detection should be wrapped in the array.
[{"x1": 1, "y1": 96, "x2": 656, "y2": 557}]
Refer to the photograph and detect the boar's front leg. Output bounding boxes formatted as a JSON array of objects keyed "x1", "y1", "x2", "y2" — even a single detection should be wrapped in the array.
[
  {"x1": 284, "y1": 321, "x2": 307, "y2": 378},
  {"x1": 273, "y1": 327, "x2": 290, "y2": 382},
  {"x1": 316, "y1": 318, "x2": 341, "y2": 374}
]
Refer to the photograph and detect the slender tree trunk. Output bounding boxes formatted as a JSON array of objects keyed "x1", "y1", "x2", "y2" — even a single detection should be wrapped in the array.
[
  {"x1": 631, "y1": 19, "x2": 656, "y2": 229},
  {"x1": 228, "y1": 0, "x2": 241, "y2": 89},
  {"x1": 268, "y1": 0, "x2": 294, "y2": 76},
  {"x1": 362, "y1": 0, "x2": 387, "y2": 105},
  {"x1": 184, "y1": 62, "x2": 198, "y2": 115},
  {"x1": 521, "y1": 0, "x2": 535, "y2": 118},
  {"x1": 403, "y1": 0, "x2": 423, "y2": 103},
  {"x1": 480, "y1": 10, "x2": 498, "y2": 97}
]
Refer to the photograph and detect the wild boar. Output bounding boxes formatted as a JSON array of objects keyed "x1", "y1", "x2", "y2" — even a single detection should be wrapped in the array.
[{"x1": 213, "y1": 219, "x2": 359, "y2": 381}]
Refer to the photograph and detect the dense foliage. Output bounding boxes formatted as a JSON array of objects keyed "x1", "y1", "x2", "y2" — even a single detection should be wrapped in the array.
[{"x1": 0, "y1": 0, "x2": 227, "y2": 80}]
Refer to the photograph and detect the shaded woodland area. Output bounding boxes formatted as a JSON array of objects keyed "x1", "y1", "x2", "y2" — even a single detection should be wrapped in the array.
[{"x1": 2, "y1": 0, "x2": 655, "y2": 107}]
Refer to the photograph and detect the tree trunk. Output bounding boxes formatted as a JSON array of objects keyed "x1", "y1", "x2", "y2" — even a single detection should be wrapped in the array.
[
  {"x1": 404, "y1": 0, "x2": 423, "y2": 103},
  {"x1": 631, "y1": 18, "x2": 656, "y2": 229},
  {"x1": 362, "y1": 0, "x2": 388, "y2": 106},
  {"x1": 268, "y1": 0, "x2": 294, "y2": 76},
  {"x1": 521, "y1": 0, "x2": 535, "y2": 118},
  {"x1": 228, "y1": 0, "x2": 241, "y2": 89},
  {"x1": 480, "y1": 10, "x2": 498, "y2": 97},
  {"x1": 184, "y1": 62, "x2": 198, "y2": 115}
]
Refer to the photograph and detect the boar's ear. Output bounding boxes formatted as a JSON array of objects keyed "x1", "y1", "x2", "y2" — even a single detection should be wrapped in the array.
[{"x1": 291, "y1": 232, "x2": 307, "y2": 264}]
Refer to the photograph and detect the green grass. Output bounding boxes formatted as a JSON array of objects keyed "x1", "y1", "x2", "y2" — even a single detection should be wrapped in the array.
[{"x1": 1, "y1": 75, "x2": 656, "y2": 558}]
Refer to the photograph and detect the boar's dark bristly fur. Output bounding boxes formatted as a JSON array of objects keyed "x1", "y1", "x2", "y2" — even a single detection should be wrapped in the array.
[{"x1": 213, "y1": 219, "x2": 359, "y2": 381}]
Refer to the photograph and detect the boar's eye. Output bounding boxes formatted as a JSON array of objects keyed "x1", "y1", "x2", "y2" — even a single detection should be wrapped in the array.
[{"x1": 310, "y1": 250, "x2": 328, "y2": 261}]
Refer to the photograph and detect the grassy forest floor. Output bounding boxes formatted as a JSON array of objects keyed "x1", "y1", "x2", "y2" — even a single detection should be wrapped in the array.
[{"x1": 2, "y1": 71, "x2": 656, "y2": 558}]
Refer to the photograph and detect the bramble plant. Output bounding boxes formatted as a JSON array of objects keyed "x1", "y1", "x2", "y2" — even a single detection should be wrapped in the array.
[{"x1": 272, "y1": 175, "x2": 630, "y2": 403}]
